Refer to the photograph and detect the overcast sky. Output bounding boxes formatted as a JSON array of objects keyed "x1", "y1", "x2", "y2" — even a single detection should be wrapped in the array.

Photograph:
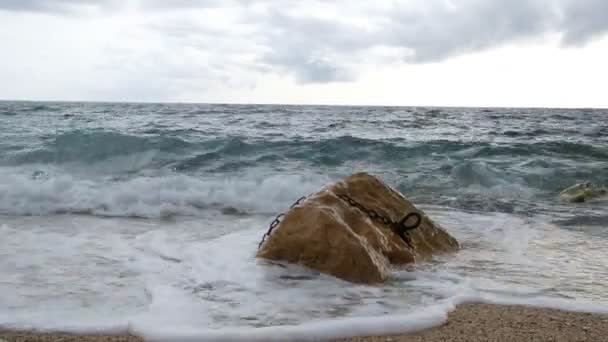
[{"x1": 1, "y1": 0, "x2": 607, "y2": 107}]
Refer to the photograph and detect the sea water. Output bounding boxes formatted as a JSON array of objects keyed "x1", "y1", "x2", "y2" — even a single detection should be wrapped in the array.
[{"x1": 1, "y1": 102, "x2": 607, "y2": 341}]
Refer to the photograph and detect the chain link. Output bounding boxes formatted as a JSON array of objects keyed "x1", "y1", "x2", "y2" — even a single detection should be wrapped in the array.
[
  {"x1": 258, "y1": 193, "x2": 422, "y2": 249},
  {"x1": 336, "y1": 193, "x2": 421, "y2": 247},
  {"x1": 258, "y1": 196, "x2": 307, "y2": 249}
]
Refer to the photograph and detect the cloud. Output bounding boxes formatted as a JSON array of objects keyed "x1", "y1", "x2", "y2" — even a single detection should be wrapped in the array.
[
  {"x1": 2, "y1": 0, "x2": 608, "y2": 88},
  {"x1": 236, "y1": 0, "x2": 559, "y2": 82},
  {"x1": 560, "y1": 0, "x2": 608, "y2": 46},
  {"x1": 255, "y1": 0, "x2": 608, "y2": 82},
  {"x1": 253, "y1": 8, "x2": 372, "y2": 83},
  {"x1": 137, "y1": 0, "x2": 224, "y2": 11},
  {"x1": 382, "y1": 0, "x2": 557, "y2": 62},
  {"x1": 181, "y1": 0, "x2": 608, "y2": 83},
  {"x1": 0, "y1": 0, "x2": 121, "y2": 14}
]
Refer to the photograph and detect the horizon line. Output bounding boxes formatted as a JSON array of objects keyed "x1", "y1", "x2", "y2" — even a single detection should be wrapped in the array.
[{"x1": 0, "y1": 98, "x2": 606, "y2": 111}]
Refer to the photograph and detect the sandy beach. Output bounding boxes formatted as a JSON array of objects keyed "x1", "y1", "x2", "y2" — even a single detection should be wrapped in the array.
[
  {"x1": 0, "y1": 333, "x2": 143, "y2": 342},
  {"x1": 1, "y1": 304, "x2": 606, "y2": 342},
  {"x1": 332, "y1": 304, "x2": 608, "y2": 342}
]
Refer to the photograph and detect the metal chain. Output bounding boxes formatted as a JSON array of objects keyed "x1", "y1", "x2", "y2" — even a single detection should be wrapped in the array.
[
  {"x1": 258, "y1": 193, "x2": 422, "y2": 249},
  {"x1": 336, "y1": 193, "x2": 422, "y2": 247},
  {"x1": 258, "y1": 196, "x2": 307, "y2": 249}
]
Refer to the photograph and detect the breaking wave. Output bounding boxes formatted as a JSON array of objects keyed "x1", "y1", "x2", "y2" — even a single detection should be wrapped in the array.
[
  {"x1": 0, "y1": 170, "x2": 330, "y2": 218},
  {"x1": 1, "y1": 103, "x2": 606, "y2": 218},
  {"x1": 8, "y1": 130, "x2": 193, "y2": 165},
  {"x1": 2, "y1": 129, "x2": 607, "y2": 218},
  {"x1": 5, "y1": 129, "x2": 608, "y2": 170}
]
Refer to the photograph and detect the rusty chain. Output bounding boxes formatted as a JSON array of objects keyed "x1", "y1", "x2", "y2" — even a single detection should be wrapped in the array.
[
  {"x1": 257, "y1": 192, "x2": 422, "y2": 249},
  {"x1": 258, "y1": 196, "x2": 307, "y2": 249},
  {"x1": 336, "y1": 193, "x2": 421, "y2": 247}
]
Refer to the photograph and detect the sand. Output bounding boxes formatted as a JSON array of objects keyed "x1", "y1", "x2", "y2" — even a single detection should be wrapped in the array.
[
  {"x1": 333, "y1": 304, "x2": 608, "y2": 342},
  {"x1": 1, "y1": 304, "x2": 607, "y2": 342},
  {"x1": 0, "y1": 333, "x2": 142, "y2": 342}
]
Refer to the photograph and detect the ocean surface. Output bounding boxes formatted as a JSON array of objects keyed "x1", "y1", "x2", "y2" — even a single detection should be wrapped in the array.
[{"x1": 1, "y1": 101, "x2": 607, "y2": 340}]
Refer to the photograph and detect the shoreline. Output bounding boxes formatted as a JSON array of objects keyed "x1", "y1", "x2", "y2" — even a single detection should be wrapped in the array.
[
  {"x1": 1, "y1": 303, "x2": 607, "y2": 342},
  {"x1": 332, "y1": 303, "x2": 608, "y2": 342}
]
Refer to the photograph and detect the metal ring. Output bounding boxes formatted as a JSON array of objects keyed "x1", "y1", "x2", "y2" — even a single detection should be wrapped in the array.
[{"x1": 398, "y1": 212, "x2": 422, "y2": 231}]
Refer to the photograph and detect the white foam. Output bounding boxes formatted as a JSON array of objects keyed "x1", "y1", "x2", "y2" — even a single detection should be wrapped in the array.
[
  {"x1": 133, "y1": 304, "x2": 451, "y2": 342},
  {"x1": 2, "y1": 203, "x2": 608, "y2": 341},
  {"x1": 132, "y1": 292, "x2": 608, "y2": 342},
  {"x1": 0, "y1": 167, "x2": 330, "y2": 218}
]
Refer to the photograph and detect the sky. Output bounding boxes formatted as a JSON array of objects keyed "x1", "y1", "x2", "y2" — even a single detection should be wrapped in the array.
[{"x1": 1, "y1": 0, "x2": 607, "y2": 108}]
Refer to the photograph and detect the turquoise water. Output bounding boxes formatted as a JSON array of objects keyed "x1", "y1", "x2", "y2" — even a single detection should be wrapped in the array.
[{"x1": 1, "y1": 101, "x2": 607, "y2": 338}]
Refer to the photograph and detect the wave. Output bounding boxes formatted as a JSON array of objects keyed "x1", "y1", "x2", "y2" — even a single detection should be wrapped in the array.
[
  {"x1": 9, "y1": 130, "x2": 193, "y2": 165},
  {"x1": 2, "y1": 128, "x2": 606, "y2": 217},
  {"x1": 175, "y1": 136, "x2": 608, "y2": 171},
  {"x1": 3, "y1": 132, "x2": 605, "y2": 216},
  {"x1": 553, "y1": 214, "x2": 608, "y2": 227},
  {"x1": 0, "y1": 102, "x2": 63, "y2": 113},
  {"x1": 5, "y1": 128, "x2": 608, "y2": 169},
  {"x1": 0, "y1": 110, "x2": 16, "y2": 116},
  {"x1": 0, "y1": 169, "x2": 330, "y2": 218},
  {"x1": 450, "y1": 161, "x2": 514, "y2": 188}
]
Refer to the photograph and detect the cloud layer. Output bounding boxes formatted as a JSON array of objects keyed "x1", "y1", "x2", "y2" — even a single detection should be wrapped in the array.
[
  {"x1": 1, "y1": 0, "x2": 607, "y2": 101},
  {"x1": 0, "y1": 0, "x2": 121, "y2": 14}
]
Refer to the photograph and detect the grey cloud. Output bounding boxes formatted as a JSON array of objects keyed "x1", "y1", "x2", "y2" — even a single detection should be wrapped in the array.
[
  {"x1": 252, "y1": 0, "x2": 608, "y2": 83},
  {"x1": 295, "y1": 61, "x2": 353, "y2": 84},
  {"x1": 265, "y1": 54, "x2": 355, "y2": 84},
  {"x1": 254, "y1": 10, "x2": 371, "y2": 83},
  {"x1": 384, "y1": 0, "x2": 557, "y2": 62},
  {"x1": 146, "y1": 0, "x2": 608, "y2": 84},
  {"x1": 14, "y1": 0, "x2": 605, "y2": 85},
  {"x1": 560, "y1": 0, "x2": 608, "y2": 46},
  {"x1": 245, "y1": 0, "x2": 558, "y2": 83},
  {"x1": 137, "y1": 0, "x2": 223, "y2": 10},
  {"x1": 0, "y1": 0, "x2": 120, "y2": 13}
]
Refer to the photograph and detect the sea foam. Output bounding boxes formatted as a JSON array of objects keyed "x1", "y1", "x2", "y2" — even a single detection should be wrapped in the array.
[
  {"x1": 0, "y1": 167, "x2": 330, "y2": 218},
  {"x1": 134, "y1": 304, "x2": 450, "y2": 342},
  {"x1": 2, "y1": 216, "x2": 608, "y2": 341},
  {"x1": 132, "y1": 294, "x2": 608, "y2": 342}
]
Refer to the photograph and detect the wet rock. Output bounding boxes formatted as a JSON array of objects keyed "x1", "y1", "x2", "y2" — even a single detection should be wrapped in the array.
[
  {"x1": 559, "y1": 182, "x2": 608, "y2": 203},
  {"x1": 256, "y1": 172, "x2": 459, "y2": 283}
]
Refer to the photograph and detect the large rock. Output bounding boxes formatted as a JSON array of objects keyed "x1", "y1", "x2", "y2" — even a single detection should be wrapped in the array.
[
  {"x1": 256, "y1": 172, "x2": 459, "y2": 283},
  {"x1": 559, "y1": 182, "x2": 608, "y2": 203}
]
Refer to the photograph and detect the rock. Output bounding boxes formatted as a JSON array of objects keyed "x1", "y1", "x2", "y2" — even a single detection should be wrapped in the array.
[
  {"x1": 559, "y1": 182, "x2": 608, "y2": 203},
  {"x1": 256, "y1": 172, "x2": 459, "y2": 283}
]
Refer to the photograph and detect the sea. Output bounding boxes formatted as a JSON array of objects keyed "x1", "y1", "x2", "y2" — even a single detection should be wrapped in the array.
[{"x1": 1, "y1": 101, "x2": 607, "y2": 341}]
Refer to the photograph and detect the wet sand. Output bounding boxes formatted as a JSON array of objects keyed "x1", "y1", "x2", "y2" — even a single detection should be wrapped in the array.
[
  {"x1": 0, "y1": 333, "x2": 142, "y2": 342},
  {"x1": 1, "y1": 304, "x2": 607, "y2": 341},
  {"x1": 333, "y1": 303, "x2": 608, "y2": 342}
]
